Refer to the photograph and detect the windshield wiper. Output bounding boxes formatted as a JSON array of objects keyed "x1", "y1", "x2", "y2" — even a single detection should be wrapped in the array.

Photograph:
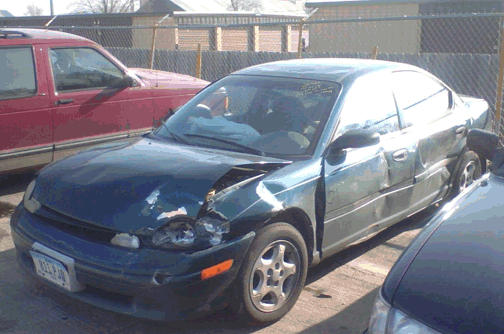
[
  {"x1": 157, "y1": 122, "x2": 193, "y2": 146},
  {"x1": 184, "y1": 134, "x2": 265, "y2": 156}
]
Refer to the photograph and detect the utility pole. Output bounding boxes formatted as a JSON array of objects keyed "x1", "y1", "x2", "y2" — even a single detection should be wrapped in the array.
[{"x1": 50, "y1": 0, "x2": 54, "y2": 15}]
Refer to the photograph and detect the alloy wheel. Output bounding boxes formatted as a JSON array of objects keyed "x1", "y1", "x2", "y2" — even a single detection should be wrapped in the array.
[
  {"x1": 249, "y1": 240, "x2": 301, "y2": 313},
  {"x1": 459, "y1": 160, "x2": 477, "y2": 192}
]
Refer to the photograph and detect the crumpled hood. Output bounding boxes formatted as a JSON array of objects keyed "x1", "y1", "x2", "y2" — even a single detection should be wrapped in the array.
[
  {"x1": 129, "y1": 68, "x2": 209, "y2": 87},
  {"x1": 33, "y1": 138, "x2": 287, "y2": 233}
]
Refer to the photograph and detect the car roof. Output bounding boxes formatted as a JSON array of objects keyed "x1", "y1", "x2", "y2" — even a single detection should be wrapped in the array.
[
  {"x1": 0, "y1": 28, "x2": 92, "y2": 44},
  {"x1": 232, "y1": 58, "x2": 421, "y2": 83}
]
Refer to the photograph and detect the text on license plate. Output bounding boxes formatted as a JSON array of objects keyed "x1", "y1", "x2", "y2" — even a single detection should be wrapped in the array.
[{"x1": 30, "y1": 251, "x2": 71, "y2": 291}]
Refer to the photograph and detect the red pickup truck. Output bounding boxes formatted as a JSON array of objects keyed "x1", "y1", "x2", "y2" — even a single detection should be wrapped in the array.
[{"x1": 0, "y1": 28, "x2": 209, "y2": 173}]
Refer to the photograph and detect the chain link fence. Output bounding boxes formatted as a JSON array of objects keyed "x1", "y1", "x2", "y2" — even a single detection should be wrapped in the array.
[{"x1": 38, "y1": 12, "x2": 504, "y2": 135}]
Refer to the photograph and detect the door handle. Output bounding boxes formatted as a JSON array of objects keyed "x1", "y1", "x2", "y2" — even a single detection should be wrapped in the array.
[
  {"x1": 55, "y1": 98, "x2": 74, "y2": 105},
  {"x1": 393, "y1": 149, "x2": 408, "y2": 162},
  {"x1": 455, "y1": 126, "x2": 467, "y2": 135}
]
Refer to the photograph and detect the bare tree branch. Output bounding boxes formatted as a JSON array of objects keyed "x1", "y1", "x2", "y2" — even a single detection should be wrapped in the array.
[
  {"x1": 68, "y1": 0, "x2": 137, "y2": 14},
  {"x1": 227, "y1": 0, "x2": 262, "y2": 12},
  {"x1": 24, "y1": 4, "x2": 44, "y2": 16}
]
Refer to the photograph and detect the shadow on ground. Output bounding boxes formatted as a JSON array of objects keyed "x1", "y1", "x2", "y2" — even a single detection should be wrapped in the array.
[
  {"x1": 0, "y1": 170, "x2": 37, "y2": 197},
  {"x1": 298, "y1": 288, "x2": 379, "y2": 334},
  {"x1": 306, "y1": 205, "x2": 439, "y2": 285}
]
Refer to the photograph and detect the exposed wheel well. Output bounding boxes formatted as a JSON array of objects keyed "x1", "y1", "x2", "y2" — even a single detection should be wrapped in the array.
[{"x1": 267, "y1": 209, "x2": 315, "y2": 265}]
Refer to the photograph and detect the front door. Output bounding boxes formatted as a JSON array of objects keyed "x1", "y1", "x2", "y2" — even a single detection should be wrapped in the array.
[{"x1": 45, "y1": 45, "x2": 152, "y2": 161}]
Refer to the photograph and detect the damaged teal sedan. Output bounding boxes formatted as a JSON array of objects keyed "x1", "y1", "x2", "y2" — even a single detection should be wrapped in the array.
[{"x1": 11, "y1": 59, "x2": 491, "y2": 323}]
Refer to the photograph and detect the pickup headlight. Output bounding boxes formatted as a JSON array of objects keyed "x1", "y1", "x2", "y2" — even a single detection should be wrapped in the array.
[
  {"x1": 369, "y1": 290, "x2": 441, "y2": 334},
  {"x1": 151, "y1": 216, "x2": 229, "y2": 250}
]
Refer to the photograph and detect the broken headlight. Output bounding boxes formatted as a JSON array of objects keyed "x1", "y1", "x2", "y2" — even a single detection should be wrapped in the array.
[{"x1": 151, "y1": 217, "x2": 229, "y2": 250}]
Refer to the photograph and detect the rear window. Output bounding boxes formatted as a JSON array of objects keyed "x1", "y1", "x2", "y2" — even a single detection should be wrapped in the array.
[{"x1": 0, "y1": 47, "x2": 37, "y2": 100}]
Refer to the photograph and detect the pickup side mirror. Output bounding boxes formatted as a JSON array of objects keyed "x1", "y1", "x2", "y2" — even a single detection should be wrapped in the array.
[
  {"x1": 122, "y1": 75, "x2": 136, "y2": 88},
  {"x1": 467, "y1": 129, "x2": 499, "y2": 161},
  {"x1": 113, "y1": 75, "x2": 136, "y2": 89},
  {"x1": 329, "y1": 129, "x2": 380, "y2": 154}
]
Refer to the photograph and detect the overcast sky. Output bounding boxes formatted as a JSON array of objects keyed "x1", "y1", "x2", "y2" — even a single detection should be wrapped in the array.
[
  {"x1": 3, "y1": 0, "x2": 142, "y2": 16},
  {"x1": 3, "y1": 0, "x2": 74, "y2": 16}
]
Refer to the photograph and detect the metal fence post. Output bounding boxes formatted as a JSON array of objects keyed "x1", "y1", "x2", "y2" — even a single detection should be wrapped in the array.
[
  {"x1": 149, "y1": 14, "x2": 170, "y2": 69},
  {"x1": 148, "y1": 27, "x2": 157, "y2": 69},
  {"x1": 495, "y1": 25, "x2": 504, "y2": 137},
  {"x1": 297, "y1": 9, "x2": 318, "y2": 58},
  {"x1": 297, "y1": 19, "x2": 306, "y2": 59},
  {"x1": 195, "y1": 43, "x2": 202, "y2": 79},
  {"x1": 371, "y1": 46, "x2": 379, "y2": 59}
]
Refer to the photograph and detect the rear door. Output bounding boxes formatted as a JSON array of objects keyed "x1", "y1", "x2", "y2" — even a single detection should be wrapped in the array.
[
  {"x1": 45, "y1": 44, "x2": 152, "y2": 160},
  {"x1": 392, "y1": 71, "x2": 467, "y2": 210},
  {"x1": 0, "y1": 44, "x2": 53, "y2": 172},
  {"x1": 322, "y1": 74, "x2": 414, "y2": 256}
]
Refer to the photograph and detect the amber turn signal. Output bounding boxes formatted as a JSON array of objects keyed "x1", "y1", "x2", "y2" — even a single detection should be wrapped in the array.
[{"x1": 201, "y1": 259, "x2": 233, "y2": 280}]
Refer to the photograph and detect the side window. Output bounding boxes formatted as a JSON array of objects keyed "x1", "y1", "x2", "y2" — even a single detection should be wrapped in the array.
[
  {"x1": 337, "y1": 78, "x2": 399, "y2": 137},
  {"x1": 392, "y1": 72, "x2": 451, "y2": 127},
  {"x1": 50, "y1": 48, "x2": 124, "y2": 92},
  {"x1": 0, "y1": 47, "x2": 37, "y2": 100}
]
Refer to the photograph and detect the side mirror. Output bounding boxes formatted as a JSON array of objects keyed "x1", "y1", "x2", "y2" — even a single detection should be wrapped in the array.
[
  {"x1": 329, "y1": 129, "x2": 380, "y2": 154},
  {"x1": 467, "y1": 129, "x2": 499, "y2": 161},
  {"x1": 122, "y1": 75, "x2": 135, "y2": 88},
  {"x1": 113, "y1": 75, "x2": 135, "y2": 89}
]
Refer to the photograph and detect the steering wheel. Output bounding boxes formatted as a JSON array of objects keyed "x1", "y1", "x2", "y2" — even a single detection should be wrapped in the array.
[
  {"x1": 285, "y1": 115, "x2": 319, "y2": 139},
  {"x1": 290, "y1": 115, "x2": 318, "y2": 129}
]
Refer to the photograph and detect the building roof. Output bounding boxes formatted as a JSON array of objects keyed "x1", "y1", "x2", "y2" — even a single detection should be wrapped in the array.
[
  {"x1": 0, "y1": 10, "x2": 14, "y2": 17},
  {"x1": 138, "y1": 0, "x2": 306, "y2": 15},
  {"x1": 306, "y1": 0, "x2": 500, "y2": 7}
]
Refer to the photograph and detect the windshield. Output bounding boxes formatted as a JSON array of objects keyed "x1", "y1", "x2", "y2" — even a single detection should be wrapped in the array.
[{"x1": 155, "y1": 75, "x2": 341, "y2": 157}]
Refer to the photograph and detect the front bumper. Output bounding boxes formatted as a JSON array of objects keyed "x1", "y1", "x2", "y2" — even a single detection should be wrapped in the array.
[{"x1": 10, "y1": 204, "x2": 255, "y2": 320}]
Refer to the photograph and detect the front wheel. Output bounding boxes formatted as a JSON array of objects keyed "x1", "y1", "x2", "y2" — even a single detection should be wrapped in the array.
[{"x1": 231, "y1": 223, "x2": 308, "y2": 323}]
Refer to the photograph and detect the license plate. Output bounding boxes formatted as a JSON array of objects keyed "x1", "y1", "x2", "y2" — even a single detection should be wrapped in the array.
[{"x1": 30, "y1": 251, "x2": 71, "y2": 291}]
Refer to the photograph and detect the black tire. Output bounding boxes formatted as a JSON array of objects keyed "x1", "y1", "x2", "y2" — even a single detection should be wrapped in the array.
[
  {"x1": 231, "y1": 223, "x2": 308, "y2": 323},
  {"x1": 452, "y1": 150, "x2": 482, "y2": 197}
]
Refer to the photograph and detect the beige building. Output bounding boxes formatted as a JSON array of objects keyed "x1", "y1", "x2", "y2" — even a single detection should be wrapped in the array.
[
  {"x1": 306, "y1": 0, "x2": 423, "y2": 53},
  {"x1": 306, "y1": 0, "x2": 502, "y2": 54},
  {"x1": 132, "y1": 12, "x2": 307, "y2": 52},
  {"x1": 134, "y1": 0, "x2": 307, "y2": 52}
]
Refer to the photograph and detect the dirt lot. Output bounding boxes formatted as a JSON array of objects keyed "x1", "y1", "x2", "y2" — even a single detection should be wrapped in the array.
[{"x1": 0, "y1": 171, "x2": 438, "y2": 334}]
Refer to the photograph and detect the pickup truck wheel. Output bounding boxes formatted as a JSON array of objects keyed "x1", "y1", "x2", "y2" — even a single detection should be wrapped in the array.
[
  {"x1": 232, "y1": 223, "x2": 308, "y2": 323},
  {"x1": 454, "y1": 151, "x2": 482, "y2": 195}
]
